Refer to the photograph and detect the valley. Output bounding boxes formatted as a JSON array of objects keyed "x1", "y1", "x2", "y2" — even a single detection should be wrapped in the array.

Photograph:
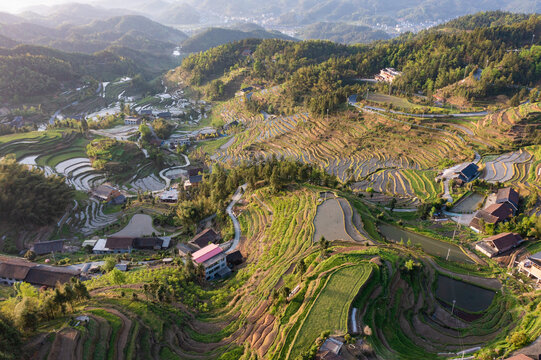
[{"x1": 1, "y1": 8, "x2": 541, "y2": 360}]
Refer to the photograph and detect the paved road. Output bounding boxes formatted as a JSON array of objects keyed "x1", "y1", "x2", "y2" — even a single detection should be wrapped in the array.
[
  {"x1": 363, "y1": 105, "x2": 488, "y2": 118},
  {"x1": 225, "y1": 184, "x2": 247, "y2": 253}
]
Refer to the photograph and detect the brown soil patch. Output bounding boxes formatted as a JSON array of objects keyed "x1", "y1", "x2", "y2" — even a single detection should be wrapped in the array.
[{"x1": 46, "y1": 328, "x2": 79, "y2": 360}]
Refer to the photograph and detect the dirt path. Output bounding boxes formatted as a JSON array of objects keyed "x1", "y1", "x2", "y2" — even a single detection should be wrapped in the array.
[{"x1": 47, "y1": 328, "x2": 79, "y2": 360}]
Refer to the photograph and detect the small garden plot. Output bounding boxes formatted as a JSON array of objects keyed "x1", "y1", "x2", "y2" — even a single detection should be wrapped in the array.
[
  {"x1": 289, "y1": 264, "x2": 372, "y2": 359},
  {"x1": 312, "y1": 198, "x2": 353, "y2": 242},
  {"x1": 451, "y1": 192, "x2": 485, "y2": 213}
]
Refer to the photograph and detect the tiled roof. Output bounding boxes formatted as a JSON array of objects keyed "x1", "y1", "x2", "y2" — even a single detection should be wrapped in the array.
[
  {"x1": 484, "y1": 232, "x2": 521, "y2": 252},
  {"x1": 105, "y1": 237, "x2": 134, "y2": 249},
  {"x1": 496, "y1": 187, "x2": 519, "y2": 208},
  {"x1": 190, "y1": 229, "x2": 219, "y2": 248}
]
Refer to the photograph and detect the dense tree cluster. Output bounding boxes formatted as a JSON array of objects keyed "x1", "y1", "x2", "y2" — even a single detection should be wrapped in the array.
[
  {"x1": 0, "y1": 155, "x2": 73, "y2": 226},
  {"x1": 176, "y1": 158, "x2": 339, "y2": 228},
  {"x1": 437, "y1": 11, "x2": 530, "y2": 30},
  {"x1": 152, "y1": 118, "x2": 174, "y2": 139},
  {"x1": 0, "y1": 280, "x2": 90, "y2": 334},
  {"x1": 0, "y1": 45, "x2": 139, "y2": 102},
  {"x1": 179, "y1": 14, "x2": 541, "y2": 113},
  {"x1": 86, "y1": 138, "x2": 145, "y2": 176},
  {"x1": 0, "y1": 313, "x2": 20, "y2": 360}
]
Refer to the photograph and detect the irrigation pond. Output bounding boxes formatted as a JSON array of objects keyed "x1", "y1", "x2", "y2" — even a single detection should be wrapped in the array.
[
  {"x1": 379, "y1": 224, "x2": 474, "y2": 263},
  {"x1": 436, "y1": 275, "x2": 495, "y2": 313}
]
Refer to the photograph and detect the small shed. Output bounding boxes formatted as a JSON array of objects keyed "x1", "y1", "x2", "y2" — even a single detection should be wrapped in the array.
[{"x1": 31, "y1": 240, "x2": 64, "y2": 255}]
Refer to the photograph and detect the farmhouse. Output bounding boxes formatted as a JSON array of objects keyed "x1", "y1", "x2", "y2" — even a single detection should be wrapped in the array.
[
  {"x1": 317, "y1": 337, "x2": 344, "y2": 359},
  {"x1": 518, "y1": 251, "x2": 541, "y2": 284},
  {"x1": 184, "y1": 175, "x2": 203, "y2": 190},
  {"x1": 157, "y1": 112, "x2": 171, "y2": 119},
  {"x1": 226, "y1": 250, "x2": 243, "y2": 266},
  {"x1": 93, "y1": 237, "x2": 134, "y2": 254},
  {"x1": 453, "y1": 163, "x2": 479, "y2": 183},
  {"x1": 469, "y1": 202, "x2": 515, "y2": 233},
  {"x1": 139, "y1": 109, "x2": 153, "y2": 117},
  {"x1": 0, "y1": 257, "x2": 80, "y2": 287},
  {"x1": 124, "y1": 116, "x2": 142, "y2": 125},
  {"x1": 475, "y1": 232, "x2": 522, "y2": 258},
  {"x1": 375, "y1": 68, "x2": 402, "y2": 83},
  {"x1": 192, "y1": 244, "x2": 230, "y2": 280},
  {"x1": 92, "y1": 184, "x2": 125, "y2": 204},
  {"x1": 190, "y1": 228, "x2": 221, "y2": 249},
  {"x1": 496, "y1": 187, "x2": 519, "y2": 213},
  {"x1": 31, "y1": 240, "x2": 64, "y2": 255},
  {"x1": 93, "y1": 236, "x2": 170, "y2": 254}
]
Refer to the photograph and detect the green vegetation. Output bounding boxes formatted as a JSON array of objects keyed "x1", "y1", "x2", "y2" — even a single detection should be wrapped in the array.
[
  {"x1": 86, "y1": 138, "x2": 145, "y2": 180},
  {"x1": 289, "y1": 264, "x2": 372, "y2": 358},
  {"x1": 0, "y1": 154, "x2": 73, "y2": 226}
]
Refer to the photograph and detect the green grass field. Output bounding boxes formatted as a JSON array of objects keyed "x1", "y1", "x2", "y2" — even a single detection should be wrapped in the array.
[{"x1": 289, "y1": 264, "x2": 372, "y2": 358}]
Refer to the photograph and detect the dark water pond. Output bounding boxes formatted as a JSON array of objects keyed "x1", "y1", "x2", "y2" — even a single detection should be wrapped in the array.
[
  {"x1": 379, "y1": 224, "x2": 474, "y2": 264},
  {"x1": 436, "y1": 275, "x2": 495, "y2": 313}
]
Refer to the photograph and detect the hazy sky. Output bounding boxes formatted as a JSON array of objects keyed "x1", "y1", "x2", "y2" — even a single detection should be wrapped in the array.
[{"x1": 0, "y1": 0, "x2": 74, "y2": 13}]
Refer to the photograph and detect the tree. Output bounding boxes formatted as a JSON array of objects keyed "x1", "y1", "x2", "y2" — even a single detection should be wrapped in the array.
[
  {"x1": 23, "y1": 250, "x2": 36, "y2": 261},
  {"x1": 102, "y1": 257, "x2": 117, "y2": 273},
  {"x1": 404, "y1": 259, "x2": 415, "y2": 271},
  {"x1": 110, "y1": 268, "x2": 126, "y2": 285},
  {"x1": 297, "y1": 259, "x2": 306, "y2": 280},
  {"x1": 510, "y1": 93, "x2": 521, "y2": 107},
  {"x1": 388, "y1": 198, "x2": 397, "y2": 212}
]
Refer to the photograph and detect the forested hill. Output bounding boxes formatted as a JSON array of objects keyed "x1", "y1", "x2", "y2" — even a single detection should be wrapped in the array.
[
  {"x1": 181, "y1": 0, "x2": 539, "y2": 26},
  {"x1": 0, "y1": 45, "x2": 138, "y2": 101},
  {"x1": 436, "y1": 11, "x2": 532, "y2": 30},
  {"x1": 299, "y1": 22, "x2": 390, "y2": 44},
  {"x1": 0, "y1": 15, "x2": 187, "y2": 55},
  {"x1": 181, "y1": 27, "x2": 294, "y2": 53},
  {"x1": 170, "y1": 13, "x2": 541, "y2": 115}
]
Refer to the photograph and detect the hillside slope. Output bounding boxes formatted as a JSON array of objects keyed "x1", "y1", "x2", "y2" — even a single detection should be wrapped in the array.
[{"x1": 182, "y1": 27, "x2": 295, "y2": 53}]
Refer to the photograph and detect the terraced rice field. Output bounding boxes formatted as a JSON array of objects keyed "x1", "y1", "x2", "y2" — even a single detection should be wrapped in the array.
[
  {"x1": 312, "y1": 198, "x2": 352, "y2": 243},
  {"x1": 482, "y1": 150, "x2": 532, "y2": 183},
  {"x1": 476, "y1": 102, "x2": 541, "y2": 148},
  {"x1": 212, "y1": 103, "x2": 471, "y2": 200},
  {"x1": 70, "y1": 198, "x2": 120, "y2": 236},
  {"x1": 288, "y1": 264, "x2": 372, "y2": 359}
]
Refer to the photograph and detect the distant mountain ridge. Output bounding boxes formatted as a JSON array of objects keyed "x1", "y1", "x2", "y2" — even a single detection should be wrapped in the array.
[
  {"x1": 181, "y1": 27, "x2": 295, "y2": 53},
  {"x1": 0, "y1": 15, "x2": 187, "y2": 55},
  {"x1": 178, "y1": 0, "x2": 540, "y2": 26},
  {"x1": 299, "y1": 22, "x2": 391, "y2": 44}
]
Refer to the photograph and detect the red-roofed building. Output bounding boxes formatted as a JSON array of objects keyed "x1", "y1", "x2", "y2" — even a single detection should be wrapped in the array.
[{"x1": 192, "y1": 244, "x2": 229, "y2": 280}]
